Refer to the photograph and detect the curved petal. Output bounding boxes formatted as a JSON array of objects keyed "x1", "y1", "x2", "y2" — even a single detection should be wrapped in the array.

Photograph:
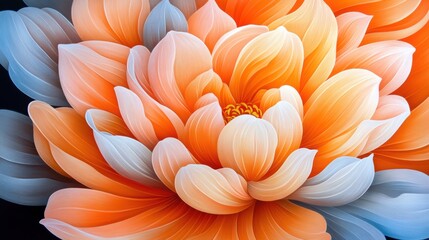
[
  {"x1": 248, "y1": 148, "x2": 315, "y2": 201},
  {"x1": 71, "y1": 0, "x2": 150, "y2": 47},
  {"x1": 152, "y1": 138, "x2": 197, "y2": 191},
  {"x1": 150, "y1": 0, "x2": 200, "y2": 18},
  {"x1": 262, "y1": 101, "x2": 303, "y2": 173},
  {"x1": 269, "y1": 0, "x2": 338, "y2": 101},
  {"x1": 336, "y1": 12, "x2": 372, "y2": 56},
  {"x1": 290, "y1": 155, "x2": 375, "y2": 206},
  {"x1": 303, "y1": 69, "x2": 380, "y2": 149},
  {"x1": 340, "y1": 169, "x2": 429, "y2": 240},
  {"x1": 143, "y1": 0, "x2": 188, "y2": 50},
  {"x1": 212, "y1": 25, "x2": 269, "y2": 84},
  {"x1": 24, "y1": 0, "x2": 73, "y2": 20},
  {"x1": 188, "y1": 0, "x2": 236, "y2": 51},
  {"x1": 58, "y1": 41, "x2": 129, "y2": 116},
  {"x1": 218, "y1": 115, "x2": 278, "y2": 181},
  {"x1": 175, "y1": 164, "x2": 254, "y2": 215},
  {"x1": 333, "y1": 40, "x2": 415, "y2": 96},
  {"x1": 253, "y1": 200, "x2": 330, "y2": 239},
  {"x1": 229, "y1": 27, "x2": 304, "y2": 102},
  {"x1": 258, "y1": 85, "x2": 303, "y2": 118},
  {"x1": 148, "y1": 31, "x2": 212, "y2": 122},
  {"x1": 86, "y1": 110, "x2": 162, "y2": 188},
  {"x1": 0, "y1": 7, "x2": 79, "y2": 106}
]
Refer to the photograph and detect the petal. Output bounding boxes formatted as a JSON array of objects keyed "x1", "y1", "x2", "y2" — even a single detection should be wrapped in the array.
[
  {"x1": 290, "y1": 155, "x2": 375, "y2": 206},
  {"x1": 23, "y1": 0, "x2": 73, "y2": 20},
  {"x1": 262, "y1": 101, "x2": 303, "y2": 173},
  {"x1": 269, "y1": 0, "x2": 338, "y2": 101},
  {"x1": 175, "y1": 164, "x2": 254, "y2": 214},
  {"x1": 303, "y1": 69, "x2": 380, "y2": 149},
  {"x1": 152, "y1": 138, "x2": 197, "y2": 191},
  {"x1": 150, "y1": 0, "x2": 200, "y2": 18},
  {"x1": 218, "y1": 115, "x2": 278, "y2": 181},
  {"x1": 333, "y1": 40, "x2": 415, "y2": 96},
  {"x1": 148, "y1": 31, "x2": 212, "y2": 122},
  {"x1": 229, "y1": 27, "x2": 304, "y2": 102},
  {"x1": 182, "y1": 98, "x2": 225, "y2": 168},
  {"x1": 0, "y1": 7, "x2": 79, "y2": 106},
  {"x1": 253, "y1": 200, "x2": 330, "y2": 239},
  {"x1": 336, "y1": 12, "x2": 372, "y2": 56},
  {"x1": 83, "y1": 109, "x2": 133, "y2": 137},
  {"x1": 248, "y1": 148, "x2": 315, "y2": 201},
  {"x1": 143, "y1": 0, "x2": 188, "y2": 50},
  {"x1": 212, "y1": 25, "x2": 269, "y2": 84},
  {"x1": 258, "y1": 85, "x2": 303, "y2": 118},
  {"x1": 71, "y1": 0, "x2": 150, "y2": 47},
  {"x1": 58, "y1": 41, "x2": 129, "y2": 116},
  {"x1": 340, "y1": 169, "x2": 429, "y2": 240},
  {"x1": 86, "y1": 110, "x2": 162, "y2": 188},
  {"x1": 188, "y1": 0, "x2": 236, "y2": 51}
]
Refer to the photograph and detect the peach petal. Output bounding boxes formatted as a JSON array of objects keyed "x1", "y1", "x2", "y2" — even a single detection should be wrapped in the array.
[
  {"x1": 336, "y1": 12, "x2": 372, "y2": 56},
  {"x1": 188, "y1": 0, "x2": 236, "y2": 52},
  {"x1": 83, "y1": 109, "x2": 133, "y2": 137},
  {"x1": 333, "y1": 40, "x2": 415, "y2": 96},
  {"x1": 148, "y1": 31, "x2": 212, "y2": 121},
  {"x1": 175, "y1": 164, "x2": 254, "y2": 215},
  {"x1": 71, "y1": 0, "x2": 150, "y2": 47},
  {"x1": 212, "y1": 25, "x2": 269, "y2": 84},
  {"x1": 257, "y1": 85, "x2": 303, "y2": 119},
  {"x1": 193, "y1": 93, "x2": 219, "y2": 110},
  {"x1": 152, "y1": 138, "x2": 197, "y2": 191},
  {"x1": 303, "y1": 69, "x2": 380, "y2": 149},
  {"x1": 262, "y1": 101, "x2": 303, "y2": 173},
  {"x1": 229, "y1": 27, "x2": 304, "y2": 102},
  {"x1": 248, "y1": 148, "x2": 315, "y2": 201},
  {"x1": 218, "y1": 115, "x2": 278, "y2": 181},
  {"x1": 127, "y1": 46, "x2": 153, "y2": 98},
  {"x1": 58, "y1": 41, "x2": 129, "y2": 116},
  {"x1": 269, "y1": 0, "x2": 338, "y2": 101}
]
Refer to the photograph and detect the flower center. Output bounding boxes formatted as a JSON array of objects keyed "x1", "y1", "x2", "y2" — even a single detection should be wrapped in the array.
[{"x1": 222, "y1": 103, "x2": 263, "y2": 123}]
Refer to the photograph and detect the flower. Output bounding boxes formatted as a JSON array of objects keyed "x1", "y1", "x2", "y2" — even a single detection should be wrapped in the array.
[{"x1": 1, "y1": 0, "x2": 429, "y2": 239}]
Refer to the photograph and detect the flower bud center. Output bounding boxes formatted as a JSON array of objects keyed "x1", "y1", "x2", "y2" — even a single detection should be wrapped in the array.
[{"x1": 222, "y1": 103, "x2": 263, "y2": 123}]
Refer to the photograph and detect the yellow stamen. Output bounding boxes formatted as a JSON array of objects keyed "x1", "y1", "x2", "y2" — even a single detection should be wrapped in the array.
[{"x1": 223, "y1": 103, "x2": 263, "y2": 123}]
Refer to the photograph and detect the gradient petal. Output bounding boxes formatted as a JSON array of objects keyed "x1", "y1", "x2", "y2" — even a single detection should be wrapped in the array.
[
  {"x1": 336, "y1": 12, "x2": 372, "y2": 56},
  {"x1": 258, "y1": 85, "x2": 303, "y2": 118},
  {"x1": 24, "y1": 0, "x2": 73, "y2": 20}
]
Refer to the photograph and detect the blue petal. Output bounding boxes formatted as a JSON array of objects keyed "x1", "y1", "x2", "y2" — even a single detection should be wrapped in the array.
[
  {"x1": 0, "y1": 7, "x2": 80, "y2": 106},
  {"x1": 339, "y1": 169, "x2": 429, "y2": 240},
  {"x1": 0, "y1": 110, "x2": 78, "y2": 206},
  {"x1": 23, "y1": 0, "x2": 73, "y2": 20},
  {"x1": 143, "y1": 0, "x2": 188, "y2": 50}
]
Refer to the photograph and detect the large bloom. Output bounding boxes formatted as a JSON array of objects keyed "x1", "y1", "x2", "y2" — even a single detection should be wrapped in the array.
[{"x1": 1, "y1": 0, "x2": 429, "y2": 239}]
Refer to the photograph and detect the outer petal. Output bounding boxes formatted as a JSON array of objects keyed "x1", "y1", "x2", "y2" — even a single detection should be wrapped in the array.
[
  {"x1": 340, "y1": 169, "x2": 429, "y2": 240},
  {"x1": 71, "y1": 0, "x2": 150, "y2": 47},
  {"x1": 269, "y1": 0, "x2": 338, "y2": 101},
  {"x1": 0, "y1": 110, "x2": 76, "y2": 206},
  {"x1": 218, "y1": 115, "x2": 278, "y2": 181},
  {"x1": 333, "y1": 40, "x2": 415, "y2": 96},
  {"x1": 148, "y1": 31, "x2": 212, "y2": 122},
  {"x1": 175, "y1": 164, "x2": 254, "y2": 214},
  {"x1": 188, "y1": 0, "x2": 236, "y2": 51},
  {"x1": 248, "y1": 148, "x2": 315, "y2": 201},
  {"x1": 0, "y1": 7, "x2": 79, "y2": 106},
  {"x1": 58, "y1": 41, "x2": 129, "y2": 116},
  {"x1": 229, "y1": 27, "x2": 304, "y2": 102},
  {"x1": 336, "y1": 12, "x2": 372, "y2": 56},
  {"x1": 24, "y1": 0, "x2": 73, "y2": 20},
  {"x1": 290, "y1": 155, "x2": 375, "y2": 206}
]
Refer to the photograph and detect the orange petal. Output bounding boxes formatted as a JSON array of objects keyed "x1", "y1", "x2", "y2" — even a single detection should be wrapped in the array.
[
  {"x1": 71, "y1": 0, "x2": 150, "y2": 47},
  {"x1": 148, "y1": 31, "x2": 212, "y2": 122},
  {"x1": 181, "y1": 99, "x2": 225, "y2": 168},
  {"x1": 229, "y1": 27, "x2": 304, "y2": 102},
  {"x1": 58, "y1": 41, "x2": 129, "y2": 116},
  {"x1": 303, "y1": 69, "x2": 380, "y2": 148},
  {"x1": 336, "y1": 12, "x2": 372, "y2": 56},
  {"x1": 83, "y1": 109, "x2": 133, "y2": 137},
  {"x1": 218, "y1": 115, "x2": 278, "y2": 181},
  {"x1": 188, "y1": 0, "x2": 236, "y2": 52},
  {"x1": 253, "y1": 200, "x2": 330, "y2": 239},
  {"x1": 269, "y1": 0, "x2": 338, "y2": 101},
  {"x1": 212, "y1": 25, "x2": 268, "y2": 84},
  {"x1": 257, "y1": 85, "x2": 303, "y2": 118},
  {"x1": 152, "y1": 138, "x2": 197, "y2": 191},
  {"x1": 127, "y1": 46, "x2": 154, "y2": 98},
  {"x1": 333, "y1": 40, "x2": 415, "y2": 96},
  {"x1": 248, "y1": 148, "x2": 316, "y2": 201},
  {"x1": 175, "y1": 164, "x2": 254, "y2": 214}
]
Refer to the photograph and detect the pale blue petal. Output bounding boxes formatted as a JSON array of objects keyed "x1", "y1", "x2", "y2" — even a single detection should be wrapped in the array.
[
  {"x1": 143, "y1": 0, "x2": 188, "y2": 50},
  {"x1": 150, "y1": 0, "x2": 197, "y2": 18},
  {"x1": 0, "y1": 7, "x2": 80, "y2": 106},
  {"x1": 0, "y1": 110, "x2": 79, "y2": 206},
  {"x1": 23, "y1": 0, "x2": 73, "y2": 20},
  {"x1": 340, "y1": 169, "x2": 429, "y2": 240}
]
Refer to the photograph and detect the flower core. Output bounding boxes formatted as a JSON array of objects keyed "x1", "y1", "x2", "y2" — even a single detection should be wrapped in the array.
[{"x1": 222, "y1": 103, "x2": 263, "y2": 123}]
